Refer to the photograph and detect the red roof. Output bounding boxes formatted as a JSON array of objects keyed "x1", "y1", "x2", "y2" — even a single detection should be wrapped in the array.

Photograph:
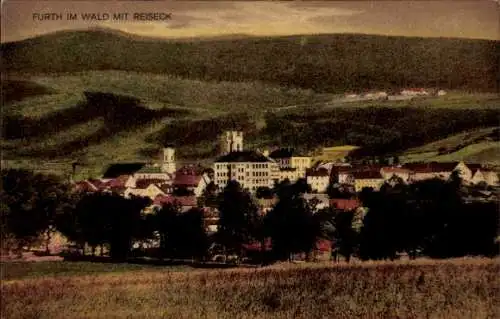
[
  {"x1": 153, "y1": 195, "x2": 197, "y2": 207},
  {"x1": 381, "y1": 167, "x2": 411, "y2": 174},
  {"x1": 329, "y1": 199, "x2": 361, "y2": 211},
  {"x1": 316, "y1": 239, "x2": 332, "y2": 252},
  {"x1": 73, "y1": 180, "x2": 98, "y2": 192},
  {"x1": 242, "y1": 238, "x2": 273, "y2": 252},
  {"x1": 352, "y1": 170, "x2": 383, "y2": 179},
  {"x1": 173, "y1": 171, "x2": 203, "y2": 187},
  {"x1": 403, "y1": 162, "x2": 459, "y2": 173},
  {"x1": 105, "y1": 175, "x2": 130, "y2": 188},
  {"x1": 135, "y1": 179, "x2": 166, "y2": 189},
  {"x1": 87, "y1": 179, "x2": 107, "y2": 190}
]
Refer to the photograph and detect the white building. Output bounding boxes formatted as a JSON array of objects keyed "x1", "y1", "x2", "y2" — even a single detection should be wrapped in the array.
[
  {"x1": 400, "y1": 88, "x2": 429, "y2": 96},
  {"x1": 268, "y1": 148, "x2": 312, "y2": 182},
  {"x1": 306, "y1": 168, "x2": 330, "y2": 193},
  {"x1": 213, "y1": 150, "x2": 280, "y2": 192}
]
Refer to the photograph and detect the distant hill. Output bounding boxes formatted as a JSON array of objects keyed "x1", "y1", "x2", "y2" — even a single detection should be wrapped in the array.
[{"x1": 2, "y1": 29, "x2": 499, "y2": 93}]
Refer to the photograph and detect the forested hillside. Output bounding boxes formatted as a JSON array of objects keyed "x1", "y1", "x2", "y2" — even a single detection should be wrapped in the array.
[{"x1": 2, "y1": 29, "x2": 499, "y2": 92}]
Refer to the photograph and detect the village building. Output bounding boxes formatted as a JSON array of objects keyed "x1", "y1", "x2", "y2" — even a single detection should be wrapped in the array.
[
  {"x1": 213, "y1": 150, "x2": 279, "y2": 192},
  {"x1": 400, "y1": 88, "x2": 430, "y2": 96},
  {"x1": 470, "y1": 168, "x2": 499, "y2": 186},
  {"x1": 147, "y1": 194, "x2": 198, "y2": 213},
  {"x1": 124, "y1": 183, "x2": 165, "y2": 200},
  {"x1": 380, "y1": 167, "x2": 412, "y2": 183},
  {"x1": 352, "y1": 170, "x2": 385, "y2": 192},
  {"x1": 403, "y1": 161, "x2": 470, "y2": 183},
  {"x1": 268, "y1": 148, "x2": 311, "y2": 182},
  {"x1": 173, "y1": 166, "x2": 211, "y2": 197},
  {"x1": 329, "y1": 198, "x2": 361, "y2": 211},
  {"x1": 306, "y1": 168, "x2": 330, "y2": 193}
]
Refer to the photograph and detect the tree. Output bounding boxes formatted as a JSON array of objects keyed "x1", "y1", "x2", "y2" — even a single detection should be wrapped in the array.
[
  {"x1": 57, "y1": 192, "x2": 150, "y2": 260},
  {"x1": 216, "y1": 180, "x2": 260, "y2": 258},
  {"x1": 265, "y1": 179, "x2": 317, "y2": 261},
  {"x1": 155, "y1": 202, "x2": 182, "y2": 259},
  {"x1": 177, "y1": 207, "x2": 209, "y2": 260},
  {"x1": 1, "y1": 169, "x2": 73, "y2": 255},
  {"x1": 197, "y1": 181, "x2": 218, "y2": 207}
]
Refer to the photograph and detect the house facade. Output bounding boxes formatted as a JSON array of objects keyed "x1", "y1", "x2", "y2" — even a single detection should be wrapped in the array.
[
  {"x1": 306, "y1": 168, "x2": 330, "y2": 193},
  {"x1": 268, "y1": 148, "x2": 312, "y2": 179},
  {"x1": 352, "y1": 171, "x2": 385, "y2": 192},
  {"x1": 213, "y1": 150, "x2": 280, "y2": 192}
]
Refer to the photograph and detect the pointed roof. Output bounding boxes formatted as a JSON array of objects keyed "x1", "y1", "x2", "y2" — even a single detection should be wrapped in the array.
[{"x1": 403, "y1": 162, "x2": 460, "y2": 173}]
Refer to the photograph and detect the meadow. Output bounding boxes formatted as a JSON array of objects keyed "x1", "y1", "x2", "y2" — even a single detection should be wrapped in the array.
[{"x1": 1, "y1": 258, "x2": 498, "y2": 319}]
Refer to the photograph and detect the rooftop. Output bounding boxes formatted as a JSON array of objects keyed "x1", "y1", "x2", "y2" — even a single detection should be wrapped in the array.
[
  {"x1": 403, "y1": 162, "x2": 460, "y2": 173},
  {"x1": 214, "y1": 151, "x2": 274, "y2": 163},
  {"x1": 352, "y1": 170, "x2": 383, "y2": 179}
]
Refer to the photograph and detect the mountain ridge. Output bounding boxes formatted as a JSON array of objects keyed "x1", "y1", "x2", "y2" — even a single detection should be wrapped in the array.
[{"x1": 2, "y1": 28, "x2": 499, "y2": 93}]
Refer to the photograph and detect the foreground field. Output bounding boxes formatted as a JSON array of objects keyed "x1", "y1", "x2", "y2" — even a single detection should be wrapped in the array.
[{"x1": 2, "y1": 258, "x2": 498, "y2": 319}]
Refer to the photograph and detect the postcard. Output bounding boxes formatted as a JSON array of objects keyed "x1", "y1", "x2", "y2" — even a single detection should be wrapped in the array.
[{"x1": 1, "y1": 1, "x2": 499, "y2": 318}]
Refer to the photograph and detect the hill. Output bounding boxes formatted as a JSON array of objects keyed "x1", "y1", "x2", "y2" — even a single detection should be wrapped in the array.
[
  {"x1": 2, "y1": 29, "x2": 499, "y2": 93},
  {"x1": 2, "y1": 70, "x2": 499, "y2": 178},
  {"x1": 401, "y1": 127, "x2": 500, "y2": 165}
]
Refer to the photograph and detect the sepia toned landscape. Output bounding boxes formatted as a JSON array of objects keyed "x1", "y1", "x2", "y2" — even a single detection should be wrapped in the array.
[{"x1": 1, "y1": 1, "x2": 499, "y2": 318}]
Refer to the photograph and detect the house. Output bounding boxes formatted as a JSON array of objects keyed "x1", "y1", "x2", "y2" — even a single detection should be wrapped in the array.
[
  {"x1": 213, "y1": 150, "x2": 280, "y2": 192},
  {"x1": 306, "y1": 168, "x2": 330, "y2": 193},
  {"x1": 400, "y1": 88, "x2": 429, "y2": 96},
  {"x1": 173, "y1": 166, "x2": 211, "y2": 197},
  {"x1": 329, "y1": 198, "x2": 361, "y2": 211},
  {"x1": 380, "y1": 167, "x2": 412, "y2": 183},
  {"x1": 471, "y1": 169, "x2": 499, "y2": 186},
  {"x1": 73, "y1": 180, "x2": 99, "y2": 193},
  {"x1": 352, "y1": 170, "x2": 385, "y2": 192},
  {"x1": 124, "y1": 183, "x2": 165, "y2": 200},
  {"x1": 269, "y1": 148, "x2": 311, "y2": 170},
  {"x1": 302, "y1": 193, "x2": 330, "y2": 211},
  {"x1": 403, "y1": 161, "x2": 470, "y2": 182},
  {"x1": 278, "y1": 167, "x2": 302, "y2": 183},
  {"x1": 333, "y1": 166, "x2": 356, "y2": 185},
  {"x1": 148, "y1": 195, "x2": 197, "y2": 213}
]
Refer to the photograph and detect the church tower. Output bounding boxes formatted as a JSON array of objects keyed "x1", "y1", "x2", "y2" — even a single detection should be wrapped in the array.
[
  {"x1": 161, "y1": 147, "x2": 176, "y2": 174},
  {"x1": 219, "y1": 131, "x2": 243, "y2": 155}
]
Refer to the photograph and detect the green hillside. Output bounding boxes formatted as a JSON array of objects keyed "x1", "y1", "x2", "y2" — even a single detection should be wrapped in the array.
[
  {"x1": 2, "y1": 29, "x2": 499, "y2": 178},
  {"x1": 2, "y1": 29, "x2": 499, "y2": 93},
  {"x1": 401, "y1": 128, "x2": 500, "y2": 165}
]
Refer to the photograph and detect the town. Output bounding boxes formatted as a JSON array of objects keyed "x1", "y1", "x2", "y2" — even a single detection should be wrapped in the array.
[{"x1": 73, "y1": 130, "x2": 499, "y2": 237}]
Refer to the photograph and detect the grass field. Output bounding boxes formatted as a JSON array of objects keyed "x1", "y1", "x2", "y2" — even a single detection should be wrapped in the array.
[
  {"x1": 401, "y1": 127, "x2": 500, "y2": 165},
  {"x1": 1, "y1": 258, "x2": 498, "y2": 318}
]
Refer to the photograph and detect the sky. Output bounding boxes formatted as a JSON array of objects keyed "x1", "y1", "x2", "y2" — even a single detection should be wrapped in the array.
[{"x1": 1, "y1": 0, "x2": 499, "y2": 43}]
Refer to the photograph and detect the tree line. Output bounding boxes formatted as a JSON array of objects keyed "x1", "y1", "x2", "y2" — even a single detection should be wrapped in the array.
[{"x1": 1, "y1": 169, "x2": 498, "y2": 262}]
